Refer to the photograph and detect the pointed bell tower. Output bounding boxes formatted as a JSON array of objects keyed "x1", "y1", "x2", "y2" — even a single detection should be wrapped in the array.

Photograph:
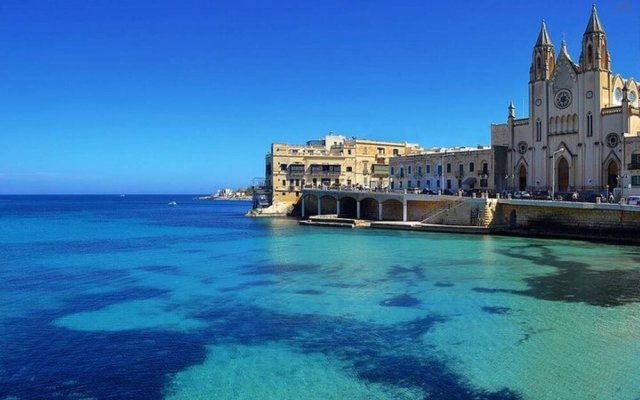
[
  {"x1": 580, "y1": 4, "x2": 610, "y2": 71},
  {"x1": 530, "y1": 21, "x2": 555, "y2": 82}
]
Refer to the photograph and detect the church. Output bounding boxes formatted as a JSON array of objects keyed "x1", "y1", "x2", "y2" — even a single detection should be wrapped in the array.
[{"x1": 491, "y1": 5, "x2": 640, "y2": 197}]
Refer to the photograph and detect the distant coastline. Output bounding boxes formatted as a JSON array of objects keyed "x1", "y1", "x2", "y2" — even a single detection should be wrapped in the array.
[{"x1": 196, "y1": 195, "x2": 251, "y2": 201}]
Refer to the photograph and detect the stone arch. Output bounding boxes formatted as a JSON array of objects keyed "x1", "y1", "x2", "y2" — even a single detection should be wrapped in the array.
[
  {"x1": 338, "y1": 196, "x2": 357, "y2": 218},
  {"x1": 602, "y1": 154, "x2": 621, "y2": 191},
  {"x1": 549, "y1": 117, "x2": 555, "y2": 133},
  {"x1": 587, "y1": 43, "x2": 593, "y2": 68},
  {"x1": 602, "y1": 44, "x2": 608, "y2": 69},
  {"x1": 561, "y1": 115, "x2": 566, "y2": 133},
  {"x1": 572, "y1": 114, "x2": 578, "y2": 132},
  {"x1": 517, "y1": 163, "x2": 527, "y2": 191},
  {"x1": 612, "y1": 74, "x2": 624, "y2": 105},
  {"x1": 319, "y1": 195, "x2": 337, "y2": 215},
  {"x1": 381, "y1": 199, "x2": 403, "y2": 221},
  {"x1": 557, "y1": 157, "x2": 569, "y2": 192},
  {"x1": 304, "y1": 194, "x2": 319, "y2": 216},
  {"x1": 628, "y1": 79, "x2": 639, "y2": 106},
  {"x1": 360, "y1": 197, "x2": 380, "y2": 220}
]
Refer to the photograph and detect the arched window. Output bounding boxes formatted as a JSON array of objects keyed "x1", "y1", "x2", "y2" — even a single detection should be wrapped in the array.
[
  {"x1": 536, "y1": 56, "x2": 541, "y2": 77},
  {"x1": 587, "y1": 112, "x2": 593, "y2": 137},
  {"x1": 536, "y1": 118, "x2": 542, "y2": 141},
  {"x1": 587, "y1": 44, "x2": 593, "y2": 68},
  {"x1": 549, "y1": 117, "x2": 555, "y2": 133}
]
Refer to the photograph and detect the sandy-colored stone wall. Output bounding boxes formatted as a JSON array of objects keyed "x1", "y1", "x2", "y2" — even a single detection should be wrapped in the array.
[
  {"x1": 492, "y1": 200, "x2": 640, "y2": 232},
  {"x1": 406, "y1": 199, "x2": 460, "y2": 222},
  {"x1": 424, "y1": 199, "x2": 496, "y2": 227}
]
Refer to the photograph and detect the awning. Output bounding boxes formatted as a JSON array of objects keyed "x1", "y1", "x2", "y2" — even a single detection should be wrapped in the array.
[{"x1": 462, "y1": 177, "x2": 477, "y2": 186}]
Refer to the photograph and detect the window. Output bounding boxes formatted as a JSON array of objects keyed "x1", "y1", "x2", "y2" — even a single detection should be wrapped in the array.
[
  {"x1": 446, "y1": 163, "x2": 451, "y2": 173},
  {"x1": 437, "y1": 180, "x2": 441, "y2": 188},
  {"x1": 393, "y1": 149, "x2": 399, "y2": 156},
  {"x1": 632, "y1": 154, "x2": 640, "y2": 164},
  {"x1": 377, "y1": 147, "x2": 385, "y2": 155},
  {"x1": 417, "y1": 180, "x2": 421, "y2": 188},
  {"x1": 390, "y1": 167, "x2": 395, "y2": 175},
  {"x1": 632, "y1": 176, "x2": 640, "y2": 187},
  {"x1": 426, "y1": 164, "x2": 431, "y2": 173},
  {"x1": 458, "y1": 179, "x2": 462, "y2": 188},
  {"x1": 391, "y1": 181, "x2": 395, "y2": 189},
  {"x1": 295, "y1": 179, "x2": 300, "y2": 186},
  {"x1": 408, "y1": 180, "x2": 412, "y2": 188},
  {"x1": 289, "y1": 179, "x2": 294, "y2": 187},
  {"x1": 346, "y1": 166, "x2": 353, "y2": 172},
  {"x1": 446, "y1": 179, "x2": 451, "y2": 189},
  {"x1": 482, "y1": 162, "x2": 488, "y2": 174},
  {"x1": 347, "y1": 179, "x2": 352, "y2": 186},
  {"x1": 458, "y1": 164, "x2": 464, "y2": 177},
  {"x1": 418, "y1": 166, "x2": 422, "y2": 175},
  {"x1": 587, "y1": 112, "x2": 593, "y2": 137},
  {"x1": 480, "y1": 179, "x2": 488, "y2": 187},
  {"x1": 400, "y1": 167, "x2": 404, "y2": 178},
  {"x1": 280, "y1": 164, "x2": 288, "y2": 171},
  {"x1": 437, "y1": 165, "x2": 442, "y2": 175},
  {"x1": 426, "y1": 180, "x2": 431, "y2": 187},
  {"x1": 348, "y1": 149, "x2": 352, "y2": 155},
  {"x1": 399, "y1": 181, "x2": 403, "y2": 188},
  {"x1": 282, "y1": 179, "x2": 286, "y2": 186},
  {"x1": 536, "y1": 119, "x2": 542, "y2": 142},
  {"x1": 469, "y1": 162, "x2": 474, "y2": 172},
  {"x1": 408, "y1": 166, "x2": 412, "y2": 174}
]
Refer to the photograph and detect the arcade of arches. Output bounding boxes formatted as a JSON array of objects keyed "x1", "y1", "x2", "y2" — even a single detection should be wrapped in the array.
[{"x1": 300, "y1": 192, "x2": 461, "y2": 222}]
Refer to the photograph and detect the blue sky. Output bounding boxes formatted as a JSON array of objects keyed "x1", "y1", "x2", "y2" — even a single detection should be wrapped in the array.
[{"x1": 0, "y1": 0, "x2": 638, "y2": 194}]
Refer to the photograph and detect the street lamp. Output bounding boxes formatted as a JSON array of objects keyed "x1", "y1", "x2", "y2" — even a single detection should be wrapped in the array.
[{"x1": 551, "y1": 147, "x2": 565, "y2": 201}]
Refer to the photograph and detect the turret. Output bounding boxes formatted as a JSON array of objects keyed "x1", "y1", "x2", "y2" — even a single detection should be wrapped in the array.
[
  {"x1": 580, "y1": 4, "x2": 610, "y2": 71},
  {"x1": 508, "y1": 101, "x2": 516, "y2": 119},
  {"x1": 530, "y1": 21, "x2": 555, "y2": 82}
]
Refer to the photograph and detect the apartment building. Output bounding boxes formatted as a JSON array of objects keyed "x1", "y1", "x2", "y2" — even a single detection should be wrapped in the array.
[
  {"x1": 265, "y1": 135, "x2": 422, "y2": 206},
  {"x1": 389, "y1": 146, "x2": 506, "y2": 193}
]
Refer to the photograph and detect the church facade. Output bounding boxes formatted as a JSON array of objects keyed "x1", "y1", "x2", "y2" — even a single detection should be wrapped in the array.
[{"x1": 491, "y1": 6, "x2": 640, "y2": 197}]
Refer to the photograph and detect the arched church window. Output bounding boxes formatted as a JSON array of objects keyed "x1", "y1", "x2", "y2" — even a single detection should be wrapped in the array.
[
  {"x1": 536, "y1": 56, "x2": 541, "y2": 75},
  {"x1": 587, "y1": 44, "x2": 593, "y2": 67},
  {"x1": 536, "y1": 119, "x2": 542, "y2": 142},
  {"x1": 587, "y1": 112, "x2": 593, "y2": 137}
]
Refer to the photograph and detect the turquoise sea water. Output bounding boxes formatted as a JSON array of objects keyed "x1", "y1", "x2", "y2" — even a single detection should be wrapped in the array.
[{"x1": 1, "y1": 195, "x2": 639, "y2": 399}]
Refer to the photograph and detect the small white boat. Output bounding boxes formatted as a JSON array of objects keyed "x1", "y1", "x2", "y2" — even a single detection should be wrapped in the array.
[{"x1": 168, "y1": 201, "x2": 178, "y2": 206}]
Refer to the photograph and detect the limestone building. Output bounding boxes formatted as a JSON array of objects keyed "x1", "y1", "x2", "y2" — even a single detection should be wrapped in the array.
[
  {"x1": 491, "y1": 6, "x2": 640, "y2": 196},
  {"x1": 389, "y1": 146, "x2": 505, "y2": 193},
  {"x1": 265, "y1": 135, "x2": 421, "y2": 207}
]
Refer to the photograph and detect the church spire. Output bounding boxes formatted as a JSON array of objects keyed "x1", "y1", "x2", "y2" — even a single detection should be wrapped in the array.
[
  {"x1": 536, "y1": 20, "x2": 552, "y2": 47},
  {"x1": 584, "y1": 4, "x2": 604, "y2": 35},
  {"x1": 530, "y1": 20, "x2": 555, "y2": 82},
  {"x1": 580, "y1": 4, "x2": 610, "y2": 71},
  {"x1": 558, "y1": 39, "x2": 572, "y2": 62}
]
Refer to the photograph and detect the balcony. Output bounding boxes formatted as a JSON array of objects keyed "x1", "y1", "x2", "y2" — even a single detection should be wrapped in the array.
[
  {"x1": 309, "y1": 164, "x2": 341, "y2": 177},
  {"x1": 628, "y1": 163, "x2": 640, "y2": 170},
  {"x1": 287, "y1": 165, "x2": 306, "y2": 178}
]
